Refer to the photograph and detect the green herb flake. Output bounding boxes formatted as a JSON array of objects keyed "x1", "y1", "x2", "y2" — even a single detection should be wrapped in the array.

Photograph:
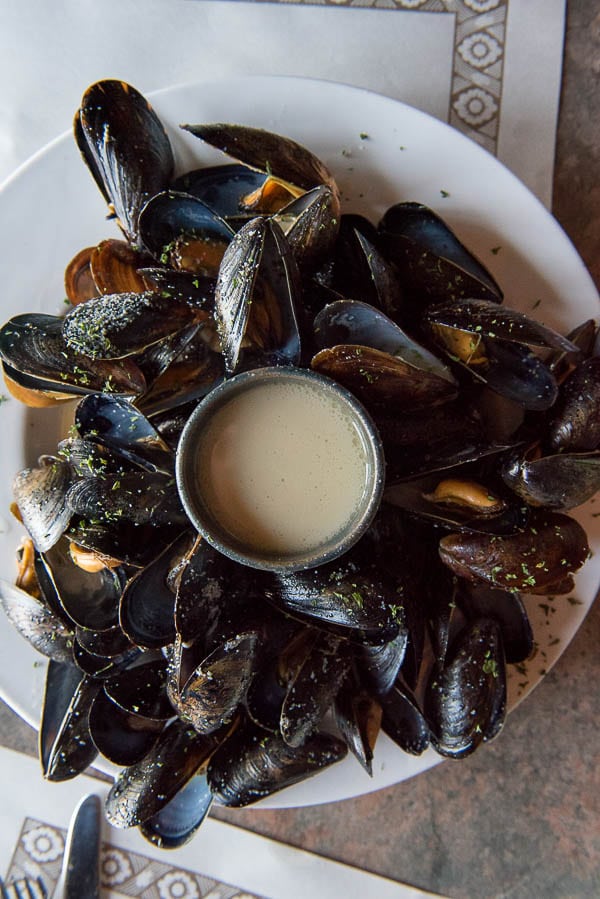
[
  {"x1": 359, "y1": 132, "x2": 370, "y2": 140},
  {"x1": 440, "y1": 189, "x2": 450, "y2": 198},
  {"x1": 482, "y1": 658, "x2": 499, "y2": 678},
  {"x1": 490, "y1": 246, "x2": 502, "y2": 255}
]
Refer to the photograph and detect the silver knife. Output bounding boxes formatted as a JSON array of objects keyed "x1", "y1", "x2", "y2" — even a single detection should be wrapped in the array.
[{"x1": 61, "y1": 794, "x2": 102, "y2": 899}]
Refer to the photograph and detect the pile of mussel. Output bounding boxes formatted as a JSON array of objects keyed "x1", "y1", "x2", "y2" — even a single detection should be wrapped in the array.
[{"x1": 0, "y1": 79, "x2": 598, "y2": 848}]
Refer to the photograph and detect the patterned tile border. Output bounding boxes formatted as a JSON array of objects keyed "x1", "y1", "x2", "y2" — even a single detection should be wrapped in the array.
[
  {"x1": 217, "y1": 0, "x2": 508, "y2": 155},
  {"x1": 5, "y1": 817, "x2": 263, "y2": 899}
]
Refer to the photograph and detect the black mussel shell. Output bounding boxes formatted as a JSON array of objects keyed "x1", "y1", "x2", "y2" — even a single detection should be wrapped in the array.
[
  {"x1": 281, "y1": 633, "x2": 351, "y2": 748},
  {"x1": 177, "y1": 631, "x2": 260, "y2": 735},
  {"x1": 334, "y1": 678, "x2": 382, "y2": 775},
  {"x1": 0, "y1": 580, "x2": 74, "y2": 663},
  {"x1": 138, "y1": 190, "x2": 234, "y2": 275},
  {"x1": 136, "y1": 332, "x2": 224, "y2": 417},
  {"x1": 139, "y1": 770, "x2": 213, "y2": 849},
  {"x1": 354, "y1": 629, "x2": 408, "y2": 698},
  {"x1": 262, "y1": 554, "x2": 401, "y2": 645},
  {"x1": 425, "y1": 618, "x2": 506, "y2": 759},
  {"x1": 13, "y1": 456, "x2": 73, "y2": 553},
  {"x1": 73, "y1": 640, "x2": 140, "y2": 680},
  {"x1": 208, "y1": 721, "x2": 347, "y2": 807},
  {"x1": 0, "y1": 314, "x2": 145, "y2": 399},
  {"x1": 457, "y1": 585, "x2": 533, "y2": 665},
  {"x1": 76, "y1": 79, "x2": 174, "y2": 245},
  {"x1": 380, "y1": 682, "x2": 430, "y2": 756},
  {"x1": 276, "y1": 185, "x2": 340, "y2": 273},
  {"x1": 477, "y1": 340, "x2": 559, "y2": 412},
  {"x1": 67, "y1": 470, "x2": 187, "y2": 527},
  {"x1": 75, "y1": 394, "x2": 173, "y2": 474},
  {"x1": 181, "y1": 123, "x2": 341, "y2": 217},
  {"x1": 173, "y1": 163, "x2": 266, "y2": 219},
  {"x1": 439, "y1": 511, "x2": 590, "y2": 594},
  {"x1": 63, "y1": 291, "x2": 200, "y2": 360},
  {"x1": 140, "y1": 267, "x2": 216, "y2": 309},
  {"x1": 88, "y1": 689, "x2": 163, "y2": 766},
  {"x1": 311, "y1": 345, "x2": 457, "y2": 413},
  {"x1": 104, "y1": 658, "x2": 173, "y2": 720},
  {"x1": 425, "y1": 299, "x2": 579, "y2": 353},
  {"x1": 314, "y1": 299, "x2": 454, "y2": 385},
  {"x1": 377, "y1": 203, "x2": 503, "y2": 312},
  {"x1": 215, "y1": 216, "x2": 302, "y2": 374},
  {"x1": 40, "y1": 539, "x2": 123, "y2": 631},
  {"x1": 547, "y1": 357, "x2": 600, "y2": 451},
  {"x1": 105, "y1": 719, "x2": 224, "y2": 828},
  {"x1": 119, "y1": 533, "x2": 192, "y2": 649},
  {"x1": 76, "y1": 624, "x2": 133, "y2": 659},
  {"x1": 502, "y1": 450, "x2": 600, "y2": 510},
  {"x1": 40, "y1": 661, "x2": 99, "y2": 781}
]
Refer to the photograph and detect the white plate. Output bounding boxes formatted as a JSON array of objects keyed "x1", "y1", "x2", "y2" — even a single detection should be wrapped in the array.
[{"x1": 0, "y1": 76, "x2": 598, "y2": 808}]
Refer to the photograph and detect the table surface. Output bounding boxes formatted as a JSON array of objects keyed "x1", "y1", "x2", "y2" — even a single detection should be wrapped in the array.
[{"x1": 1, "y1": 2, "x2": 598, "y2": 897}]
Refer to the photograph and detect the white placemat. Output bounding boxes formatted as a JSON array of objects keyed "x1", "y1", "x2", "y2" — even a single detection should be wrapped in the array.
[
  {"x1": 0, "y1": 0, "x2": 564, "y2": 205},
  {"x1": 0, "y1": 748, "x2": 444, "y2": 899}
]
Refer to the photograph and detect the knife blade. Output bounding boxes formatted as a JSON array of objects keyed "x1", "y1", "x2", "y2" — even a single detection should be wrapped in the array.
[{"x1": 61, "y1": 794, "x2": 102, "y2": 899}]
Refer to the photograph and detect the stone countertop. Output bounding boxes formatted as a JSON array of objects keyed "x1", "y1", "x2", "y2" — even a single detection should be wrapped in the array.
[{"x1": 0, "y1": 2, "x2": 598, "y2": 896}]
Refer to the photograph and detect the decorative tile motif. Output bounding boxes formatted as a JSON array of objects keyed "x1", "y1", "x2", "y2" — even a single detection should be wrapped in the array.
[
  {"x1": 5, "y1": 818, "x2": 263, "y2": 899},
  {"x1": 228, "y1": 0, "x2": 508, "y2": 155}
]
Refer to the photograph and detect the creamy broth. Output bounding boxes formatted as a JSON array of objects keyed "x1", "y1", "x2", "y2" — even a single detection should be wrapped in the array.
[{"x1": 195, "y1": 379, "x2": 371, "y2": 555}]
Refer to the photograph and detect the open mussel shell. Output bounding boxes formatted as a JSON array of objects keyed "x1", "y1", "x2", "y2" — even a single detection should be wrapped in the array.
[
  {"x1": 40, "y1": 661, "x2": 99, "y2": 781},
  {"x1": 547, "y1": 356, "x2": 600, "y2": 451},
  {"x1": 89, "y1": 239, "x2": 148, "y2": 296},
  {"x1": 75, "y1": 394, "x2": 173, "y2": 474},
  {"x1": 181, "y1": 123, "x2": 341, "y2": 218},
  {"x1": 105, "y1": 719, "x2": 226, "y2": 829},
  {"x1": 215, "y1": 216, "x2": 302, "y2": 374},
  {"x1": 208, "y1": 720, "x2": 347, "y2": 807},
  {"x1": 380, "y1": 682, "x2": 430, "y2": 756},
  {"x1": 76, "y1": 79, "x2": 174, "y2": 245},
  {"x1": 139, "y1": 769, "x2": 213, "y2": 849},
  {"x1": 439, "y1": 511, "x2": 590, "y2": 594},
  {"x1": 314, "y1": 300, "x2": 454, "y2": 384},
  {"x1": 502, "y1": 449, "x2": 600, "y2": 510},
  {"x1": 88, "y1": 689, "x2": 164, "y2": 766},
  {"x1": 383, "y1": 476, "x2": 528, "y2": 536},
  {"x1": 138, "y1": 190, "x2": 235, "y2": 276},
  {"x1": 136, "y1": 331, "x2": 224, "y2": 418},
  {"x1": 0, "y1": 580, "x2": 74, "y2": 663},
  {"x1": 63, "y1": 291, "x2": 200, "y2": 360},
  {"x1": 311, "y1": 345, "x2": 457, "y2": 413},
  {"x1": 13, "y1": 456, "x2": 73, "y2": 552},
  {"x1": 457, "y1": 585, "x2": 533, "y2": 665},
  {"x1": 64, "y1": 246, "x2": 100, "y2": 305},
  {"x1": 40, "y1": 539, "x2": 123, "y2": 631},
  {"x1": 173, "y1": 162, "x2": 267, "y2": 220},
  {"x1": 425, "y1": 618, "x2": 506, "y2": 759},
  {"x1": 377, "y1": 202, "x2": 503, "y2": 312},
  {"x1": 0, "y1": 314, "x2": 146, "y2": 401},
  {"x1": 425, "y1": 299, "x2": 579, "y2": 354}
]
